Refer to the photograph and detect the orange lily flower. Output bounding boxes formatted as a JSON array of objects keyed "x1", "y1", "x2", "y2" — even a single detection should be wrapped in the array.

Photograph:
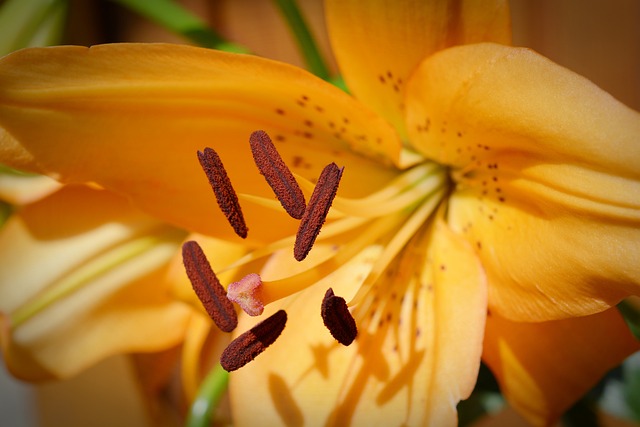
[{"x1": 0, "y1": 1, "x2": 639, "y2": 426}]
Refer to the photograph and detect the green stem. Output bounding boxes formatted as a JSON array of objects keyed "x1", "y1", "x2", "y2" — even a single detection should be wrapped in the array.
[
  {"x1": 273, "y1": 0, "x2": 331, "y2": 80},
  {"x1": 185, "y1": 364, "x2": 230, "y2": 427},
  {"x1": 618, "y1": 300, "x2": 640, "y2": 340},
  {"x1": 111, "y1": 0, "x2": 249, "y2": 53},
  {"x1": 0, "y1": 0, "x2": 67, "y2": 55}
]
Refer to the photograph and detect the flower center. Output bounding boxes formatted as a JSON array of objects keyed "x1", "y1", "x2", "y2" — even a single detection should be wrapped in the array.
[{"x1": 184, "y1": 130, "x2": 448, "y2": 371}]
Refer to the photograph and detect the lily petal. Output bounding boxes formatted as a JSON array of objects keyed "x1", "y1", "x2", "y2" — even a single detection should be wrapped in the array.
[
  {"x1": 326, "y1": 0, "x2": 510, "y2": 137},
  {"x1": 482, "y1": 308, "x2": 640, "y2": 427},
  {"x1": 0, "y1": 43, "x2": 401, "y2": 243},
  {"x1": 0, "y1": 171, "x2": 61, "y2": 205},
  {"x1": 405, "y1": 43, "x2": 640, "y2": 320},
  {"x1": 0, "y1": 185, "x2": 192, "y2": 380},
  {"x1": 230, "y1": 220, "x2": 486, "y2": 426},
  {"x1": 0, "y1": 128, "x2": 62, "y2": 205}
]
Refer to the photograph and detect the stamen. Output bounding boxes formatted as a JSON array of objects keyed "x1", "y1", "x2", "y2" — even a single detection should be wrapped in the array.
[
  {"x1": 197, "y1": 147, "x2": 248, "y2": 239},
  {"x1": 249, "y1": 130, "x2": 306, "y2": 219},
  {"x1": 294, "y1": 162, "x2": 343, "y2": 261},
  {"x1": 182, "y1": 240, "x2": 238, "y2": 333},
  {"x1": 220, "y1": 309, "x2": 287, "y2": 372},
  {"x1": 321, "y1": 288, "x2": 357, "y2": 346},
  {"x1": 227, "y1": 273, "x2": 265, "y2": 316}
]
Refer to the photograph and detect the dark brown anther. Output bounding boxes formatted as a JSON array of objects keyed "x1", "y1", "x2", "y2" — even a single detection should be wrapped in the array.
[
  {"x1": 321, "y1": 288, "x2": 357, "y2": 346},
  {"x1": 294, "y1": 162, "x2": 343, "y2": 261},
  {"x1": 249, "y1": 130, "x2": 306, "y2": 219},
  {"x1": 182, "y1": 240, "x2": 238, "y2": 333},
  {"x1": 220, "y1": 309, "x2": 288, "y2": 372},
  {"x1": 197, "y1": 147, "x2": 248, "y2": 239}
]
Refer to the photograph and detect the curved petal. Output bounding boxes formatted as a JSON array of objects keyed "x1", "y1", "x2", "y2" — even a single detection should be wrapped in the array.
[
  {"x1": 0, "y1": 128, "x2": 61, "y2": 205},
  {"x1": 229, "y1": 220, "x2": 486, "y2": 426},
  {"x1": 0, "y1": 186, "x2": 192, "y2": 380},
  {"x1": 482, "y1": 308, "x2": 640, "y2": 426},
  {"x1": 0, "y1": 43, "x2": 402, "y2": 244},
  {"x1": 405, "y1": 43, "x2": 640, "y2": 320},
  {"x1": 326, "y1": 0, "x2": 510, "y2": 137},
  {"x1": 0, "y1": 171, "x2": 61, "y2": 205},
  {"x1": 0, "y1": 129, "x2": 62, "y2": 205}
]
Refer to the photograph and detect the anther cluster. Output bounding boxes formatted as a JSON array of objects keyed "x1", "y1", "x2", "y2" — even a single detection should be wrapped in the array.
[{"x1": 185, "y1": 130, "x2": 358, "y2": 372}]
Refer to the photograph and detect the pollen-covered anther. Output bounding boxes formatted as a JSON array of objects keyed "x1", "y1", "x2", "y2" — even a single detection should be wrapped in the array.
[
  {"x1": 227, "y1": 273, "x2": 265, "y2": 316},
  {"x1": 197, "y1": 147, "x2": 248, "y2": 238},
  {"x1": 220, "y1": 310, "x2": 288, "y2": 372},
  {"x1": 294, "y1": 162, "x2": 343, "y2": 261},
  {"x1": 182, "y1": 241, "x2": 238, "y2": 332},
  {"x1": 321, "y1": 288, "x2": 357, "y2": 346},
  {"x1": 249, "y1": 130, "x2": 306, "y2": 219}
]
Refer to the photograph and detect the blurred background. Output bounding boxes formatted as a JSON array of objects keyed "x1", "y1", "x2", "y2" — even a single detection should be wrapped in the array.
[{"x1": 1, "y1": 0, "x2": 639, "y2": 426}]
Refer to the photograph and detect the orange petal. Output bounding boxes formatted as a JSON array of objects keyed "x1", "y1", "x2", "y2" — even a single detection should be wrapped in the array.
[
  {"x1": 406, "y1": 43, "x2": 640, "y2": 320},
  {"x1": 0, "y1": 44, "x2": 402, "y2": 243},
  {"x1": 482, "y1": 308, "x2": 640, "y2": 426},
  {"x1": 229, "y1": 220, "x2": 486, "y2": 425},
  {"x1": 0, "y1": 186, "x2": 192, "y2": 380},
  {"x1": 326, "y1": 0, "x2": 510, "y2": 137}
]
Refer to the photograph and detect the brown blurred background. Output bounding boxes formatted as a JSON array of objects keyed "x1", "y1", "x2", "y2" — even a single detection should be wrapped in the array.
[{"x1": 61, "y1": 0, "x2": 639, "y2": 110}]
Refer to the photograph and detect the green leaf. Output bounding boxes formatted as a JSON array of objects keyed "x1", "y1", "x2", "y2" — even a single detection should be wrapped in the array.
[
  {"x1": 272, "y1": 0, "x2": 331, "y2": 80},
  {"x1": 595, "y1": 352, "x2": 640, "y2": 422},
  {"x1": 111, "y1": 0, "x2": 249, "y2": 53},
  {"x1": 623, "y1": 353, "x2": 640, "y2": 421},
  {"x1": 0, "y1": 0, "x2": 67, "y2": 56},
  {"x1": 618, "y1": 301, "x2": 640, "y2": 340}
]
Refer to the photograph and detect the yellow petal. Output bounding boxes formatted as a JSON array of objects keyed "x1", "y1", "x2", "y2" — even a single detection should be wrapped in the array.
[
  {"x1": 326, "y1": 0, "x2": 510, "y2": 137},
  {"x1": 0, "y1": 171, "x2": 61, "y2": 205},
  {"x1": 0, "y1": 43, "x2": 401, "y2": 243},
  {"x1": 34, "y1": 355, "x2": 157, "y2": 426},
  {"x1": 229, "y1": 220, "x2": 486, "y2": 426},
  {"x1": 482, "y1": 308, "x2": 640, "y2": 427},
  {"x1": 0, "y1": 129, "x2": 62, "y2": 205},
  {"x1": 406, "y1": 43, "x2": 640, "y2": 320},
  {"x1": 0, "y1": 186, "x2": 192, "y2": 380},
  {"x1": 449, "y1": 195, "x2": 639, "y2": 321}
]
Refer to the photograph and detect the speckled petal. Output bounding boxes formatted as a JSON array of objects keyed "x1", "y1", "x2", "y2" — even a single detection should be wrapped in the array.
[
  {"x1": 326, "y1": 0, "x2": 510, "y2": 138},
  {"x1": 0, "y1": 44, "x2": 402, "y2": 244},
  {"x1": 405, "y1": 43, "x2": 640, "y2": 321},
  {"x1": 229, "y1": 220, "x2": 486, "y2": 426}
]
